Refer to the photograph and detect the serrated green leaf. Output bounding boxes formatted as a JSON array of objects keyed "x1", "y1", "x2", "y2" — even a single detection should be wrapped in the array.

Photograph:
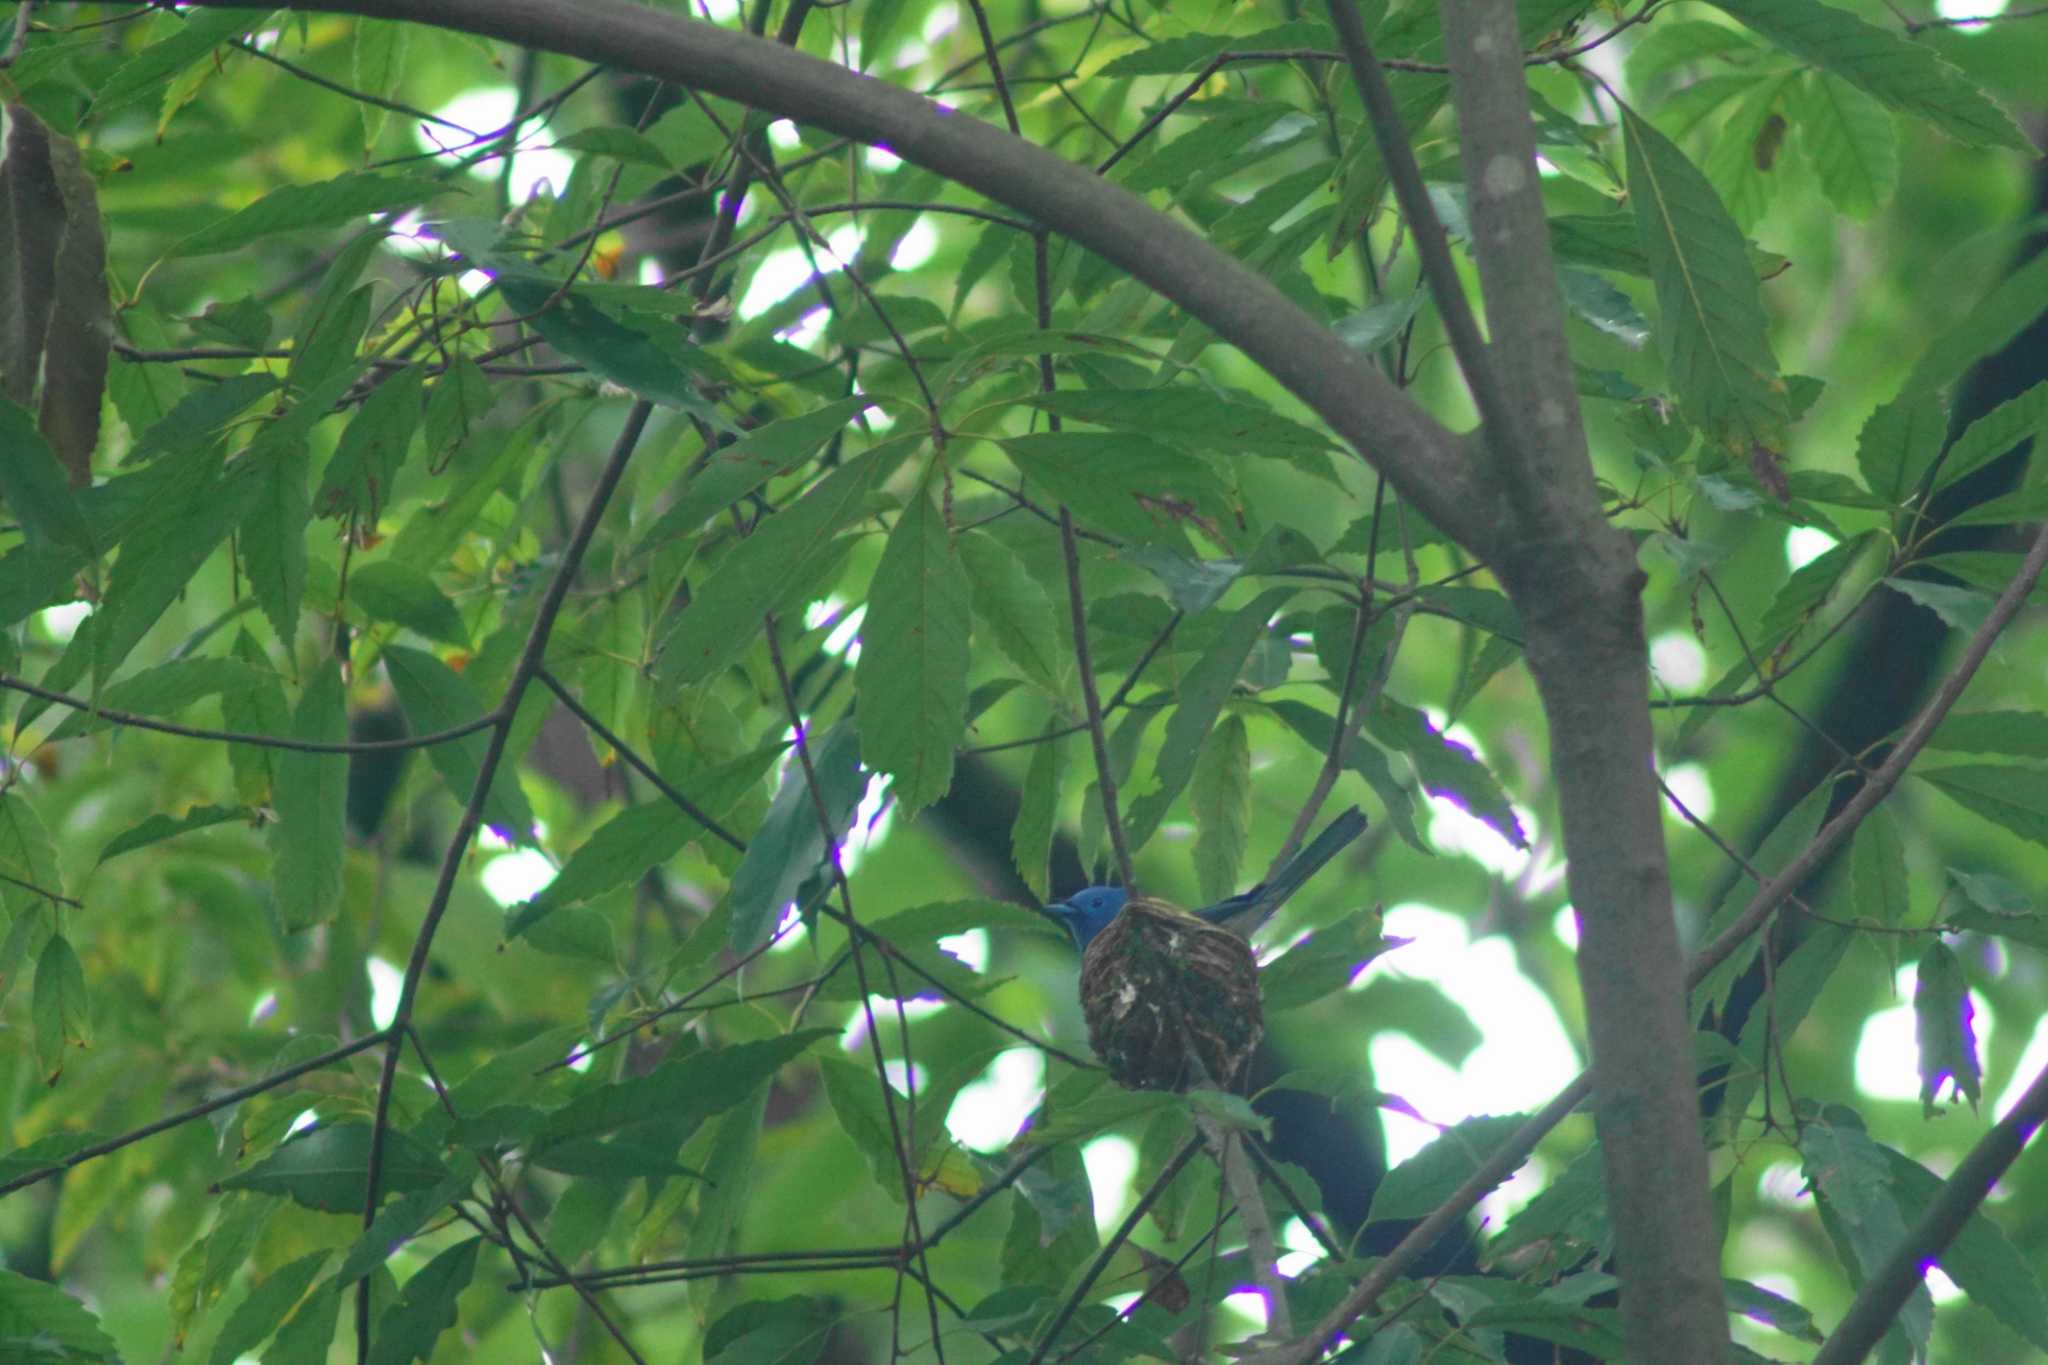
[
  {"x1": 1369, "y1": 697, "x2": 1528, "y2": 850},
  {"x1": 93, "y1": 452, "x2": 258, "y2": 683},
  {"x1": 96, "y1": 804, "x2": 252, "y2": 866},
  {"x1": 1027, "y1": 387, "x2": 1334, "y2": 454},
  {"x1": 269, "y1": 664, "x2": 349, "y2": 931},
  {"x1": 1856, "y1": 389, "x2": 1949, "y2": 504},
  {"x1": 1012, "y1": 725, "x2": 1067, "y2": 899},
  {"x1": 207, "y1": 1249, "x2": 329, "y2": 1365},
  {"x1": 703, "y1": 1296, "x2": 839, "y2": 1365},
  {"x1": 1369, "y1": 1114, "x2": 1531, "y2": 1224},
  {"x1": 1885, "y1": 577, "x2": 1992, "y2": 635},
  {"x1": 382, "y1": 645, "x2": 532, "y2": 842},
  {"x1": 551, "y1": 126, "x2": 674, "y2": 171},
  {"x1": 1702, "y1": 74, "x2": 1795, "y2": 233},
  {"x1": 1847, "y1": 807, "x2": 1910, "y2": 928},
  {"x1": 1189, "y1": 713, "x2": 1251, "y2": 905},
  {"x1": 659, "y1": 447, "x2": 891, "y2": 685},
  {"x1": 493, "y1": 273, "x2": 729, "y2": 424},
  {"x1": 32, "y1": 934, "x2": 88, "y2": 1082},
  {"x1": 365, "y1": 1237, "x2": 479, "y2": 1365},
  {"x1": 47, "y1": 656, "x2": 269, "y2": 740},
  {"x1": 350, "y1": 561, "x2": 466, "y2": 645},
  {"x1": 1794, "y1": 72, "x2": 1898, "y2": 220},
  {"x1": 1261, "y1": 909, "x2": 1392, "y2": 1011},
  {"x1": 1910, "y1": 251, "x2": 2048, "y2": 397},
  {"x1": 1878, "y1": 1144, "x2": 2048, "y2": 1351},
  {"x1": 90, "y1": 8, "x2": 270, "y2": 116},
  {"x1": 507, "y1": 747, "x2": 770, "y2": 939},
  {"x1": 221, "y1": 1123, "x2": 449, "y2": 1212},
  {"x1": 1914, "y1": 940, "x2": 1981, "y2": 1115},
  {"x1": 819, "y1": 1055, "x2": 907, "y2": 1202},
  {"x1": 1125, "y1": 587, "x2": 1292, "y2": 850},
  {"x1": 0, "y1": 400, "x2": 93, "y2": 555},
  {"x1": 727, "y1": 722, "x2": 865, "y2": 954},
  {"x1": 318, "y1": 363, "x2": 424, "y2": 522},
  {"x1": 174, "y1": 173, "x2": 452, "y2": 257},
  {"x1": 1800, "y1": 1104, "x2": 1933, "y2": 1354},
  {"x1": 1930, "y1": 710, "x2": 2048, "y2": 758},
  {"x1": 1621, "y1": 100, "x2": 1786, "y2": 449},
  {"x1": 1934, "y1": 378, "x2": 2048, "y2": 493},
  {"x1": 1919, "y1": 764, "x2": 2048, "y2": 848},
  {"x1": 635, "y1": 396, "x2": 872, "y2": 553},
  {"x1": 1000, "y1": 432, "x2": 1231, "y2": 552},
  {"x1": 959, "y1": 531, "x2": 1065, "y2": 695},
  {"x1": 856, "y1": 474, "x2": 970, "y2": 812},
  {"x1": 539, "y1": 1032, "x2": 830, "y2": 1151},
  {"x1": 1708, "y1": 0, "x2": 2025, "y2": 150},
  {"x1": 124, "y1": 371, "x2": 280, "y2": 467},
  {"x1": 0, "y1": 1267, "x2": 117, "y2": 1359},
  {"x1": 350, "y1": 18, "x2": 408, "y2": 148}
]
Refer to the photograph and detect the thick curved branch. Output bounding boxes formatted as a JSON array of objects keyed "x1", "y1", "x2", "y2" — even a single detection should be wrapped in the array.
[{"x1": 227, "y1": 0, "x2": 1494, "y2": 552}]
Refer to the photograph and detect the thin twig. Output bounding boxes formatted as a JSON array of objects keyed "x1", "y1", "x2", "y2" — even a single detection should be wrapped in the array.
[{"x1": 1059, "y1": 507, "x2": 1134, "y2": 888}]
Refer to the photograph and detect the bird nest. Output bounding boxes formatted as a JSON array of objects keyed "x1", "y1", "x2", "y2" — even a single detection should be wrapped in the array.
[{"x1": 1077, "y1": 895, "x2": 1264, "y2": 1092}]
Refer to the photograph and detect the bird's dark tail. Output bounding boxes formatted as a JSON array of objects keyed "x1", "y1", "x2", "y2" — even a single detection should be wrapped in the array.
[{"x1": 1211, "y1": 806, "x2": 1369, "y2": 934}]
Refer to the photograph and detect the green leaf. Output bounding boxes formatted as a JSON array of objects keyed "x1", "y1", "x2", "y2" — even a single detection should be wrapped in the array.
[
  {"x1": 819, "y1": 1055, "x2": 907, "y2": 1202},
  {"x1": 222, "y1": 632, "x2": 291, "y2": 804},
  {"x1": 0, "y1": 400, "x2": 92, "y2": 555},
  {"x1": 32, "y1": 934, "x2": 89, "y2": 1083},
  {"x1": 269, "y1": 664, "x2": 349, "y2": 931},
  {"x1": 551, "y1": 126, "x2": 675, "y2": 171},
  {"x1": 1800, "y1": 1103, "x2": 1933, "y2": 1354},
  {"x1": 508, "y1": 747, "x2": 770, "y2": 938},
  {"x1": 350, "y1": 18, "x2": 409, "y2": 149},
  {"x1": 208, "y1": 1249, "x2": 330, "y2": 1365},
  {"x1": 421, "y1": 357, "x2": 490, "y2": 462},
  {"x1": 0, "y1": 1267, "x2": 117, "y2": 1360},
  {"x1": 1930, "y1": 710, "x2": 2048, "y2": 758},
  {"x1": 726, "y1": 722, "x2": 866, "y2": 954},
  {"x1": 1723, "y1": 1278, "x2": 1823, "y2": 1343},
  {"x1": 0, "y1": 793, "x2": 61, "y2": 920},
  {"x1": 1885, "y1": 577, "x2": 1992, "y2": 635},
  {"x1": 1878, "y1": 1145, "x2": 2048, "y2": 1352},
  {"x1": 90, "y1": 8, "x2": 270, "y2": 115},
  {"x1": 658, "y1": 447, "x2": 891, "y2": 685},
  {"x1": 1847, "y1": 807, "x2": 1910, "y2": 928},
  {"x1": 1099, "y1": 22, "x2": 1335, "y2": 77},
  {"x1": 1000, "y1": 432, "x2": 1232, "y2": 552},
  {"x1": 703, "y1": 1296, "x2": 839, "y2": 1365},
  {"x1": 366, "y1": 1238, "x2": 480, "y2": 1365},
  {"x1": 1261, "y1": 909, "x2": 1393, "y2": 1012},
  {"x1": 1125, "y1": 587, "x2": 1293, "y2": 850},
  {"x1": 1025, "y1": 387, "x2": 1335, "y2": 455},
  {"x1": 382, "y1": 645, "x2": 532, "y2": 842},
  {"x1": 1707, "y1": 0, "x2": 2025, "y2": 150},
  {"x1": 97, "y1": 804, "x2": 252, "y2": 865},
  {"x1": 1908, "y1": 251, "x2": 2048, "y2": 397},
  {"x1": 1621, "y1": 100, "x2": 1786, "y2": 450},
  {"x1": 1012, "y1": 726, "x2": 1067, "y2": 900},
  {"x1": 1794, "y1": 72, "x2": 1898, "y2": 220},
  {"x1": 221, "y1": 1123, "x2": 450, "y2": 1212},
  {"x1": 493, "y1": 273, "x2": 730, "y2": 425},
  {"x1": 263, "y1": 1278, "x2": 340, "y2": 1365},
  {"x1": 123, "y1": 371, "x2": 280, "y2": 467},
  {"x1": 856, "y1": 473, "x2": 971, "y2": 813},
  {"x1": 539, "y1": 1032, "x2": 830, "y2": 1149},
  {"x1": 350, "y1": 562, "x2": 467, "y2": 645},
  {"x1": 634, "y1": 396, "x2": 872, "y2": 553},
  {"x1": 93, "y1": 452, "x2": 259, "y2": 682},
  {"x1": 1368, "y1": 1114, "x2": 1531, "y2": 1224},
  {"x1": 1933, "y1": 378, "x2": 2048, "y2": 493},
  {"x1": 958, "y1": 531, "x2": 1065, "y2": 695},
  {"x1": 47, "y1": 656, "x2": 270, "y2": 740},
  {"x1": 1368, "y1": 697, "x2": 1528, "y2": 851},
  {"x1": 1913, "y1": 940, "x2": 1981, "y2": 1115},
  {"x1": 334, "y1": 1175, "x2": 470, "y2": 1285},
  {"x1": 1189, "y1": 713, "x2": 1251, "y2": 905},
  {"x1": 1855, "y1": 389, "x2": 1949, "y2": 504},
  {"x1": 174, "y1": 174, "x2": 453, "y2": 256},
  {"x1": 1919, "y1": 764, "x2": 2048, "y2": 848},
  {"x1": 318, "y1": 363, "x2": 424, "y2": 522}
]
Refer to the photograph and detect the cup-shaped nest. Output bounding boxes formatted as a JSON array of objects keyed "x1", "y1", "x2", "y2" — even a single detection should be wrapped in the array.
[{"x1": 1076, "y1": 895, "x2": 1264, "y2": 1091}]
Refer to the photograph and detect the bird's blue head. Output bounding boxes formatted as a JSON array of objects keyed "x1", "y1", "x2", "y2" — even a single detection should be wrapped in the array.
[{"x1": 1045, "y1": 886, "x2": 1128, "y2": 950}]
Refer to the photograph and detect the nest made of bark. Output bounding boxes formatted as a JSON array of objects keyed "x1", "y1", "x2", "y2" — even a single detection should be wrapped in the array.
[{"x1": 1077, "y1": 895, "x2": 1263, "y2": 1092}]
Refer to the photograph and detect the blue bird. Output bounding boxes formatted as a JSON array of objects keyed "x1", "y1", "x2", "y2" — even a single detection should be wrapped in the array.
[{"x1": 1045, "y1": 806, "x2": 1368, "y2": 950}]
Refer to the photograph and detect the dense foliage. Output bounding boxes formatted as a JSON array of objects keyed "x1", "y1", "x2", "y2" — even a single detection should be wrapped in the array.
[{"x1": 1, "y1": 1, "x2": 2046, "y2": 1361}]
